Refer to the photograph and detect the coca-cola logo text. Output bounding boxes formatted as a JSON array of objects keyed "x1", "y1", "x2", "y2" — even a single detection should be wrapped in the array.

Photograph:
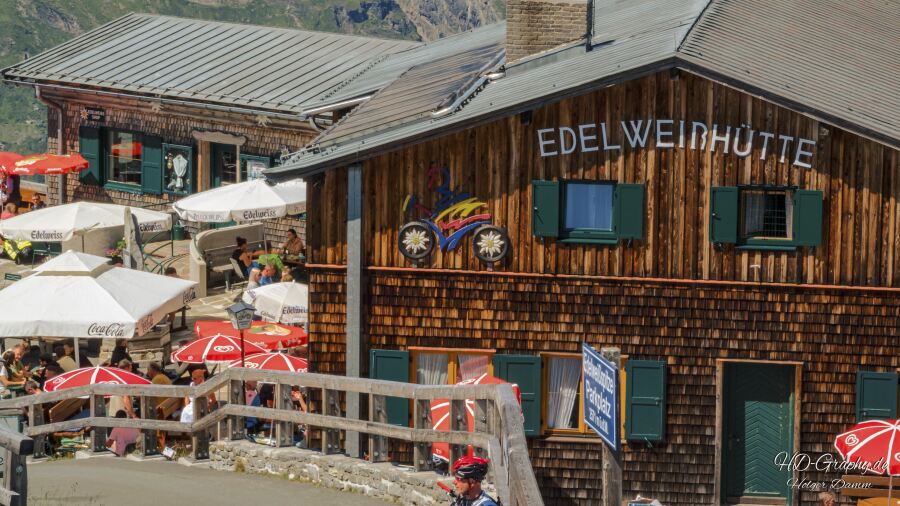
[{"x1": 87, "y1": 323, "x2": 126, "y2": 337}]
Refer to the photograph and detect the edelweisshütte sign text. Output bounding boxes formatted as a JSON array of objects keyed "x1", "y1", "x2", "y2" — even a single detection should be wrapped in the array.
[{"x1": 537, "y1": 119, "x2": 817, "y2": 168}]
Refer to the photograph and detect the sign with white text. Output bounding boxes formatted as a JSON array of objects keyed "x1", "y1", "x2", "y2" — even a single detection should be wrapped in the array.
[{"x1": 582, "y1": 342, "x2": 618, "y2": 451}]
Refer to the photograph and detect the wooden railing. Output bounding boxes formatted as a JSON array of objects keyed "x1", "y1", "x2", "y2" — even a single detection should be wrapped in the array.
[
  {"x1": 0, "y1": 369, "x2": 543, "y2": 506},
  {"x1": 0, "y1": 424, "x2": 33, "y2": 506}
]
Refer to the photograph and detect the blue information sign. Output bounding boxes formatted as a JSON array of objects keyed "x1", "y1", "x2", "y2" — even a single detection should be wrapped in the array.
[{"x1": 582, "y1": 342, "x2": 619, "y2": 451}]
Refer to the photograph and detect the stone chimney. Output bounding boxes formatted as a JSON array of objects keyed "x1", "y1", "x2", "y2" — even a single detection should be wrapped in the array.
[{"x1": 506, "y1": 0, "x2": 589, "y2": 62}]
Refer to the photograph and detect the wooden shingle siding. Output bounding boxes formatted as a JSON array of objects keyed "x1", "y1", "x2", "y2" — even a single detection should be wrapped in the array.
[
  {"x1": 44, "y1": 91, "x2": 314, "y2": 244},
  {"x1": 308, "y1": 265, "x2": 900, "y2": 506},
  {"x1": 308, "y1": 71, "x2": 900, "y2": 287}
]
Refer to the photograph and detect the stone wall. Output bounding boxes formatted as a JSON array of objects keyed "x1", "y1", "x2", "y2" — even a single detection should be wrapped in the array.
[
  {"x1": 210, "y1": 441, "x2": 498, "y2": 505},
  {"x1": 506, "y1": 0, "x2": 588, "y2": 61}
]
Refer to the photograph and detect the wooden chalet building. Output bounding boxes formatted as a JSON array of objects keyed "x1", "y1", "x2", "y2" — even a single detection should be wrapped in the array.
[
  {"x1": 0, "y1": 13, "x2": 427, "y2": 242},
  {"x1": 268, "y1": 0, "x2": 900, "y2": 505}
]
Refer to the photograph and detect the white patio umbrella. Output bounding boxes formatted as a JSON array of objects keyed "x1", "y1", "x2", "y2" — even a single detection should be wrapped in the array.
[
  {"x1": 0, "y1": 251, "x2": 197, "y2": 356},
  {"x1": 172, "y1": 178, "x2": 306, "y2": 223},
  {"x1": 242, "y1": 282, "x2": 308, "y2": 325},
  {"x1": 0, "y1": 202, "x2": 171, "y2": 242}
]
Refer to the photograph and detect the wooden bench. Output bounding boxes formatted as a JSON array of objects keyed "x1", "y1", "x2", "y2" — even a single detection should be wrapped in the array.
[
  {"x1": 840, "y1": 475, "x2": 897, "y2": 501},
  {"x1": 48, "y1": 398, "x2": 89, "y2": 448},
  {"x1": 155, "y1": 396, "x2": 183, "y2": 451}
]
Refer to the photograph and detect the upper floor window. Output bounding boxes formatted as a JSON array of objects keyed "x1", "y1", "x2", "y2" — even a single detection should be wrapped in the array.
[
  {"x1": 532, "y1": 179, "x2": 645, "y2": 244},
  {"x1": 711, "y1": 185, "x2": 823, "y2": 250},
  {"x1": 740, "y1": 188, "x2": 792, "y2": 240},
  {"x1": 564, "y1": 182, "x2": 614, "y2": 233},
  {"x1": 106, "y1": 130, "x2": 142, "y2": 186}
]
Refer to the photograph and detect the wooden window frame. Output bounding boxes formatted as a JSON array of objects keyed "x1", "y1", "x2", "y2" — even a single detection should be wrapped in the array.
[
  {"x1": 102, "y1": 127, "x2": 144, "y2": 193},
  {"x1": 409, "y1": 347, "x2": 496, "y2": 386},
  {"x1": 539, "y1": 352, "x2": 629, "y2": 439}
]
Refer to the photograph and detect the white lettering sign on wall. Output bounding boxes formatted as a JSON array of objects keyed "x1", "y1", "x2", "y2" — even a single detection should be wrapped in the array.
[{"x1": 537, "y1": 119, "x2": 816, "y2": 169}]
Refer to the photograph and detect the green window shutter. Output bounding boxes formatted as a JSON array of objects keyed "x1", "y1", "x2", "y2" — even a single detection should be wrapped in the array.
[
  {"x1": 625, "y1": 360, "x2": 666, "y2": 442},
  {"x1": 493, "y1": 354, "x2": 541, "y2": 436},
  {"x1": 78, "y1": 126, "x2": 101, "y2": 185},
  {"x1": 532, "y1": 180, "x2": 560, "y2": 238},
  {"x1": 793, "y1": 189, "x2": 824, "y2": 247},
  {"x1": 141, "y1": 135, "x2": 163, "y2": 195},
  {"x1": 614, "y1": 183, "x2": 645, "y2": 240},
  {"x1": 710, "y1": 186, "x2": 738, "y2": 244},
  {"x1": 856, "y1": 371, "x2": 898, "y2": 422},
  {"x1": 369, "y1": 349, "x2": 410, "y2": 427}
]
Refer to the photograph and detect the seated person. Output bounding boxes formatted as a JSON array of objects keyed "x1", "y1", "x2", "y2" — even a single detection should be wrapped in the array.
[
  {"x1": 259, "y1": 264, "x2": 277, "y2": 286},
  {"x1": 29, "y1": 194, "x2": 45, "y2": 211},
  {"x1": 245, "y1": 267, "x2": 262, "y2": 290},
  {"x1": 180, "y1": 368, "x2": 216, "y2": 424},
  {"x1": 105, "y1": 410, "x2": 140, "y2": 456},
  {"x1": 281, "y1": 229, "x2": 305, "y2": 262},
  {"x1": 147, "y1": 362, "x2": 172, "y2": 385},
  {"x1": 0, "y1": 351, "x2": 25, "y2": 396},
  {"x1": 231, "y1": 237, "x2": 253, "y2": 276}
]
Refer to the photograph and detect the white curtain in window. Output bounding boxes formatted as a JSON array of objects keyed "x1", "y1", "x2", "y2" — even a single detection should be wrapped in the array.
[
  {"x1": 457, "y1": 354, "x2": 489, "y2": 382},
  {"x1": 546, "y1": 357, "x2": 582, "y2": 429},
  {"x1": 416, "y1": 353, "x2": 449, "y2": 385},
  {"x1": 743, "y1": 191, "x2": 765, "y2": 235},
  {"x1": 784, "y1": 191, "x2": 794, "y2": 239}
]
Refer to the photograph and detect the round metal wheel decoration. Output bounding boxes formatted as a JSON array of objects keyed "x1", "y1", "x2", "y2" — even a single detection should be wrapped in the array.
[
  {"x1": 398, "y1": 220, "x2": 436, "y2": 261},
  {"x1": 472, "y1": 225, "x2": 509, "y2": 264}
]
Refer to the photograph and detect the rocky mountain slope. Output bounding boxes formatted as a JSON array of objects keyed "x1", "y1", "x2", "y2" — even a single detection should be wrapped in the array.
[{"x1": 0, "y1": 0, "x2": 505, "y2": 154}]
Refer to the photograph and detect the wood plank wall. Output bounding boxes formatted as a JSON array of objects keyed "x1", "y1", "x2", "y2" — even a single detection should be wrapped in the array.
[
  {"x1": 44, "y1": 91, "x2": 316, "y2": 243},
  {"x1": 307, "y1": 71, "x2": 900, "y2": 287},
  {"x1": 309, "y1": 266, "x2": 900, "y2": 506}
]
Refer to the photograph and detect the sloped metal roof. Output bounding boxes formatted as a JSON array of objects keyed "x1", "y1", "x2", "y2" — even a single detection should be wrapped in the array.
[
  {"x1": 268, "y1": 26, "x2": 681, "y2": 179},
  {"x1": 678, "y1": 0, "x2": 900, "y2": 145},
  {"x1": 270, "y1": 0, "x2": 900, "y2": 179},
  {"x1": 592, "y1": 0, "x2": 708, "y2": 46},
  {"x1": 2, "y1": 13, "x2": 420, "y2": 113},
  {"x1": 308, "y1": 22, "x2": 507, "y2": 110}
]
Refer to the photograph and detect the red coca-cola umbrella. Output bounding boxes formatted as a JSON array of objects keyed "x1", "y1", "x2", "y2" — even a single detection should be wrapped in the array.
[
  {"x1": 0, "y1": 152, "x2": 23, "y2": 173},
  {"x1": 4, "y1": 154, "x2": 89, "y2": 175},
  {"x1": 194, "y1": 320, "x2": 307, "y2": 350},
  {"x1": 228, "y1": 352, "x2": 308, "y2": 372},
  {"x1": 835, "y1": 419, "x2": 900, "y2": 502},
  {"x1": 44, "y1": 366, "x2": 151, "y2": 393},
  {"x1": 171, "y1": 334, "x2": 268, "y2": 364},
  {"x1": 430, "y1": 373, "x2": 522, "y2": 463},
  {"x1": 111, "y1": 142, "x2": 141, "y2": 158}
]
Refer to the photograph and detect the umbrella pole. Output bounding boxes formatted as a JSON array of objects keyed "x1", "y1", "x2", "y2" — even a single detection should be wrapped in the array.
[
  {"x1": 889, "y1": 474, "x2": 894, "y2": 506},
  {"x1": 74, "y1": 337, "x2": 80, "y2": 367}
]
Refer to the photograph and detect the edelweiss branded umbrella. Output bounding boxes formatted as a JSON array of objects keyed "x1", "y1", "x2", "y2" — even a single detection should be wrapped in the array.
[
  {"x1": 0, "y1": 202, "x2": 171, "y2": 242},
  {"x1": 44, "y1": 366, "x2": 151, "y2": 393},
  {"x1": 0, "y1": 251, "x2": 197, "y2": 339},
  {"x1": 241, "y1": 282, "x2": 309, "y2": 325},
  {"x1": 228, "y1": 353, "x2": 308, "y2": 372},
  {"x1": 173, "y1": 178, "x2": 306, "y2": 223}
]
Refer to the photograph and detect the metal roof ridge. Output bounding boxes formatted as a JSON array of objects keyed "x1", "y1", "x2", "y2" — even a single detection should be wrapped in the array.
[{"x1": 674, "y1": 0, "x2": 715, "y2": 51}]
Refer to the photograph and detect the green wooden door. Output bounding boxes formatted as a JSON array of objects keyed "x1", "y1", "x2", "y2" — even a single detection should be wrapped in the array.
[
  {"x1": 211, "y1": 143, "x2": 237, "y2": 188},
  {"x1": 724, "y1": 363, "x2": 794, "y2": 503}
]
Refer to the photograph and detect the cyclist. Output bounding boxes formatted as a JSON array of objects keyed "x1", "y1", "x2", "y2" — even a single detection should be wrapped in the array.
[{"x1": 450, "y1": 456, "x2": 498, "y2": 506}]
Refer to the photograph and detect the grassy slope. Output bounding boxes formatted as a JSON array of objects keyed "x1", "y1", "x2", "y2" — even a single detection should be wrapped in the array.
[{"x1": 0, "y1": 0, "x2": 421, "y2": 153}]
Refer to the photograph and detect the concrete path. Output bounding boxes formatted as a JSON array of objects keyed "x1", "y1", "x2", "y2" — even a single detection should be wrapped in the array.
[{"x1": 28, "y1": 457, "x2": 394, "y2": 506}]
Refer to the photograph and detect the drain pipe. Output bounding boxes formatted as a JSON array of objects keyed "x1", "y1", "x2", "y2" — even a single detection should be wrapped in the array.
[{"x1": 34, "y1": 86, "x2": 66, "y2": 205}]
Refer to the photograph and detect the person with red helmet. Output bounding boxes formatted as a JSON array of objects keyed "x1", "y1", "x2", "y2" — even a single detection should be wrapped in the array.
[{"x1": 449, "y1": 456, "x2": 498, "y2": 506}]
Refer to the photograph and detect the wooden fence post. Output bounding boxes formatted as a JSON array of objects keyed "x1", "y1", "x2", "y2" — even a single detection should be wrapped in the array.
[
  {"x1": 600, "y1": 347, "x2": 623, "y2": 506},
  {"x1": 5, "y1": 452, "x2": 26, "y2": 506},
  {"x1": 471, "y1": 399, "x2": 490, "y2": 460},
  {"x1": 191, "y1": 396, "x2": 209, "y2": 460},
  {"x1": 368, "y1": 394, "x2": 388, "y2": 463},
  {"x1": 449, "y1": 399, "x2": 467, "y2": 465},
  {"x1": 274, "y1": 383, "x2": 293, "y2": 447},
  {"x1": 229, "y1": 380, "x2": 245, "y2": 440},
  {"x1": 413, "y1": 399, "x2": 432, "y2": 472},
  {"x1": 27, "y1": 404, "x2": 45, "y2": 459},
  {"x1": 90, "y1": 394, "x2": 107, "y2": 453},
  {"x1": 140, "y1": 395, "x2": 159, "y2": 457},
  {"x1": 322, "y1": 389, "x2": 341, "y2": 454}
]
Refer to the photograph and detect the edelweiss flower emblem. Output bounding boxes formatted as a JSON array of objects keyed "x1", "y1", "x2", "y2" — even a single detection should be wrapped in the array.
[
  {"x1": 477, "y1": 230, "x2": 504, "y2": 258},
  {"x1": 402, "y1": 228, "x2": 430, "y2": 254},
  {"x1": 845, "y1": 434, "x2": 860, "y2": 446}
]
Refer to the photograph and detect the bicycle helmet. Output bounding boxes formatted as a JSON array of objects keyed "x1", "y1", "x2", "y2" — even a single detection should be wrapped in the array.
[{"x1": 452, "y1": 456, "x2": 490, "y2": 481}]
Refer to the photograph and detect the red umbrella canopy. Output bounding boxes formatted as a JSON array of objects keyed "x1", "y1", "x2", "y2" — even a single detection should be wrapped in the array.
[
  {"x1": 194, "y1": 320, "x2": 307, "y2": 350},
  {"x1": 44, "y1": 366, "x2": 151, "y2": 393},
  {"x1": 835, "y1": 419, "x2": 900, "y2": 475},
  {"x1": 430, "y1": 373, "x2": 522, "y2": 463},
  {"x1": 228, "y1": 352, "x2": 308, "y2": 372},
  {"x1": 6, "y1": 154, "x2": 89, "y2": 175},
  {"x1": 0, "y1": 152, "x2": 23, "y2": 173},
  {"x1": 111, "y1": 142, "x2": 142, "y2": 158},
  {"x1": 171, "y1": 333, "x2": 268, "y2": 364}
]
